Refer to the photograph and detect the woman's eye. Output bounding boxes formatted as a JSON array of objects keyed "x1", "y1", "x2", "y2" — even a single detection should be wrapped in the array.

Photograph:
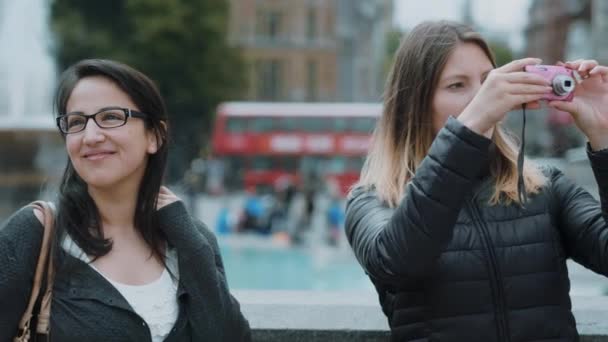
[
  {"x1": 100, "y1": 111, "x2": 126, "y2": 122},
  {"x1": 68, "y1": 118, "x2": 85, "y2": 128},
  {"x1": 447, "y1": 82, "x2": 464, "y2": 89}
]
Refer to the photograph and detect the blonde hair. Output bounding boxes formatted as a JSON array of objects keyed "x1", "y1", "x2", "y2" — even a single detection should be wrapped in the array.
[{"x1": 355, "y1": 21, "x2": 546, "y2": 207}]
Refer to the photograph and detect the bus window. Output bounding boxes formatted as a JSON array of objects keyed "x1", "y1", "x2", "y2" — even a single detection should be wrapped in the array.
[
  {"x1": 302, "y1": 117, "x2": 328, "y2": 132},
  {"x1": 347, "y1": 156, "x2": 365, "y2": 171},
  {"x1": 281, "y1": 156, "x2": 299, "y2": 172},
  {"x1": 326, "y1": 156, "x2": 346, "y2": 173},
  {"x1": 334, "y1": 117, "x2": 348, "y2": 132},
  {"x1": 290, "y1": 117, "x2": 306, "y2": 131},
  {"x1": 252, "y1": 156, "x2": 275, "y2": 171},
  {"x1": 226, "y1": 117, "x2": 248, "y2": 133},
  {"x1": 301, "y1": 156, "x2": 325, "y2": 176},
  {"x1": 278, "y1": 117, "x2": 298, "y2": 132},
  {"x1": 351, "y1": 117, "x2": 376, "y2": 133},
  {"x1": 250, "y1": 117, "x2": 275, "y2": 133}
]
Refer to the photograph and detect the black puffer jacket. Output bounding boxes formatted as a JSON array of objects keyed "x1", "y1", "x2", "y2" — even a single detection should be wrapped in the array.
[{"x1": 346, "y1": 117, "x2": 608, "y2": 342}]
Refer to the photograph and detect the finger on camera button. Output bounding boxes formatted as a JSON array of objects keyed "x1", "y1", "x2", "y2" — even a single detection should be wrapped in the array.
[
  {"x1": 589, "y1": 65, "x2": 608, "y2": 76},
  {"x1": 502, "y1": 58, "x2": 542, "y2": 73},
  {"x1": 565, "y1": 59, "x2": 584, "y2": 67},
  {"x1": 578, "y1": 60, "x2": 599, "y2": 71}
]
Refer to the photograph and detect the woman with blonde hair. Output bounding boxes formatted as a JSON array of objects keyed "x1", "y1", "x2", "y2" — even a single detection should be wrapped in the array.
[{"x1": 346, "y1": 20, "x2": 608, "y2": 341}]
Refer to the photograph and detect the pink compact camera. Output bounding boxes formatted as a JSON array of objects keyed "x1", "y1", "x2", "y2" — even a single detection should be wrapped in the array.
[{"x1": 524, "y1": 65, "x2": 580, "y2": 102}]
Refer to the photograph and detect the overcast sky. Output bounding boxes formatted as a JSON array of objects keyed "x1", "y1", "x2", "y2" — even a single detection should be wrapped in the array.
[{"x1": 393, "y1": 0, "x2": 533, "y2": 52}]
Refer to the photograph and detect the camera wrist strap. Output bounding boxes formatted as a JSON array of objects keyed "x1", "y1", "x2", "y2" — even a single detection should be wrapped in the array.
[{"x1": 517, "y1": 103, "x2": 528, "y2": 205}]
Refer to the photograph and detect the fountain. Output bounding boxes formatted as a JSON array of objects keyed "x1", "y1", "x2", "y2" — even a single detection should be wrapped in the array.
[
  {"x1": 0, "y1": 0, "x2": 55, "y2": 129},
  {"x1": 0, "y1": 0, "x2": 63, "y2": 221}
]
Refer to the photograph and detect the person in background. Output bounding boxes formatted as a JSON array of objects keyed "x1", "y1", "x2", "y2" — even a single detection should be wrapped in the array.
[
  {"x1": 325, "y1": 179, "x2": 345, "y2": 246},
  {"x1": 345, "y1": 20, "x2": 608, "y2": 341},
  {"x1": 0, "y1": 59, "x2": 250, "y2": 341},
  {"x1": 239, "y1": 186, "x2": 268, "y2": 234},
  {"x1": 326, "y1": 195, "x2": 345, "y2": 247},
  {"x1": 216, "y1": 201, "x2": 235, "y2": 235}
]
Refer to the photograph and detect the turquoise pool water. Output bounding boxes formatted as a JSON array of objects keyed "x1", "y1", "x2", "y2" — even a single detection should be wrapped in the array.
[{"x1": 219, "y1": 240, "x2": 373, "y2": 291}]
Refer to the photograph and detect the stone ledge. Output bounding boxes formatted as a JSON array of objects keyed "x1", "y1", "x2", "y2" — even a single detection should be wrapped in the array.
[{"x1": 233, "y1": 290, "x2": 608, "y2": 341}]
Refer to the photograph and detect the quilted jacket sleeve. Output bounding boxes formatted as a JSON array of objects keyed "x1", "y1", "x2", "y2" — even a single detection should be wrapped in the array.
[
  {"x1": 550, "y1": 144, "x2": 608, "y2": 276},
  {"x1": 0, "y1": 207, "x2": 44, "y2": 341},
  {"x1": 193, "y1": 219, "x2": 252, "y2": 342},
  {"x1": 156, "y1": 201, "x2": 251, "y2": 341},
  {"x1": 345, "y1": 117, "x2": 492, "y2": 285}
]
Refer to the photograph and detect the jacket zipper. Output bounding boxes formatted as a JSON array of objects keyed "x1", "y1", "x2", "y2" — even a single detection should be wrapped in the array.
[{"x1": 468, "y1": 200, "x2": 511, "y2": 342}]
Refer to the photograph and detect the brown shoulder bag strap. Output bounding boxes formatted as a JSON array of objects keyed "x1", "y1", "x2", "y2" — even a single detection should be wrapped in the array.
[{"x1": 13, "y1": 201, "x2": 55, "y2": 342}]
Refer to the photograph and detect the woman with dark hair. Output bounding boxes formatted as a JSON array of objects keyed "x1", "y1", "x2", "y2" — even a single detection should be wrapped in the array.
[
  {"x1": 346, "y1": 21, "x2": 608, "y2": 341},
  {"x1": 0, "y1": 59, "x2": 251, "y2": 341}
]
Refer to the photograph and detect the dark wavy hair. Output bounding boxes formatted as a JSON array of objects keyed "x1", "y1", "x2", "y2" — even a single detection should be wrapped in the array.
[{"x1": 53, "y1": 59, "x2": 169, "y2": 266}]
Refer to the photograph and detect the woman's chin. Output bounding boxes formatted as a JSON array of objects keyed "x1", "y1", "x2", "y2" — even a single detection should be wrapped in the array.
[{"x1": 80, "y1": 175, "x2": 122, "y2": 190}]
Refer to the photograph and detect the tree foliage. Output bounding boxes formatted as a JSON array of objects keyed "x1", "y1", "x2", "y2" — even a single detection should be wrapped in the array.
[
  {"x1": 383, "y1": 28, "x2": 404, "y2": 79},
  {"x1": 51, "y1": 0, "x2": 246, "y2": 180},
  {"x1": 488, "y1": 40, "x2": 514, "y2": 67}
]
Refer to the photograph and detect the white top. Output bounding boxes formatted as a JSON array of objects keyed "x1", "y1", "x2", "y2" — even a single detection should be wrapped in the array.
[{"x1": 62, "y1": 235, "x2": 180, "y2": 342}]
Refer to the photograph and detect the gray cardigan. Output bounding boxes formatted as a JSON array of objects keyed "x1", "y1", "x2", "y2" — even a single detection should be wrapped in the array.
[{"x1": 0, "y1": 201, "x2": 251, "y2": 341}]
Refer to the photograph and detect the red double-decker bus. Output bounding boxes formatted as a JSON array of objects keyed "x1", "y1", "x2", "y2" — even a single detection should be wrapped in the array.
[{"x1": 210, "y1": 102, "x2": 381, "y2": 196}]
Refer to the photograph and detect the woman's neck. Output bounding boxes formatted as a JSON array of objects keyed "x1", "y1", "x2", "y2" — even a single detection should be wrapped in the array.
[{"x1": 88, "y1": 182, "x2": 140, "y2": 238}]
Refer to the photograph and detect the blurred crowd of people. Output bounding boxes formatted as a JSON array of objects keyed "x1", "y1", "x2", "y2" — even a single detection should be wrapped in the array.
[{"x1": 214, "y1": 174, "x2": 345, "y2": 247}]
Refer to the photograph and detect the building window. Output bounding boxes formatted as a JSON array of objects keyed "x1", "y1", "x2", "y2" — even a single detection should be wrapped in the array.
[
  {"x1": 255, "y1": 59, "x2": 283, "y2": 100},
  {"x1": 256, "y1": 9, "x2": 283, "y2": 40},
  {"x1": 307, "y1": 60, "x2": 317, "y2": 101},
  {"x1": 307, "y1": 8, "x2": 317, "y2": 41}
]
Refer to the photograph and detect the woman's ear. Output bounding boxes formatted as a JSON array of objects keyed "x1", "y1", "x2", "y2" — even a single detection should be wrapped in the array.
[{"x1": 147, "y1": 122, "x2": 166, "y2": 154}]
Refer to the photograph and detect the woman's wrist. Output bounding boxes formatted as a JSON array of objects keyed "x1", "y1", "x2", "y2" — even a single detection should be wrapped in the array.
[
  {"x1": 457, "y1": 110, "x2": 492, "y2": 137},
  {"x1": 586, "y1": 132, "x2": 608, "y2": 152}
]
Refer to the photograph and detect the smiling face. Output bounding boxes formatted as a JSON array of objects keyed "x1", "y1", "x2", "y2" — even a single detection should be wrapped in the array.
[
  {"x1": 64, "y1": 76, "x2": 158, "y2": 190},
  {"x1": 431, "y1": 42, "x2": 495, "y2": 135}
]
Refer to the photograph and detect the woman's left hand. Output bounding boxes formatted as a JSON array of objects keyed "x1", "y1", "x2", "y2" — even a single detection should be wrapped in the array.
[
  {"x1": 157, "y1": 186, "x2": 181, "y2": 210},
  {"x1": 549, "y1": 59, "x2": 608, "y2": 150}
]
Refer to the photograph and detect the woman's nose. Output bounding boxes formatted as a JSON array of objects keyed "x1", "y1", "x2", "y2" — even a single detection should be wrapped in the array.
[{"x1": 82, "y1": 119, "x2": 106, "y2": 144}]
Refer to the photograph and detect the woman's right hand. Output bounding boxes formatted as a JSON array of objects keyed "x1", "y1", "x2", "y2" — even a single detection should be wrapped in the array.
[
  {"x1": 458, "y1": 57, "x2": 552, "y2": 135},
  {"x1": 157, "y1": 186, "x2": 181, "y2": 210}
]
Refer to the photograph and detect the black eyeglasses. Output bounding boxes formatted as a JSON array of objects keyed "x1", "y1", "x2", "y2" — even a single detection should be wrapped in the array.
[{"x1": 56, "y1": 107, "x2": 148, "y2": 134}]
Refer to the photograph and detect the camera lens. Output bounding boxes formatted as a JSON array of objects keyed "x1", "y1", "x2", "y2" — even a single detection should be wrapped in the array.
[{"x1": 552, "y1": 75, "x2": 575, "y2": 96}]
